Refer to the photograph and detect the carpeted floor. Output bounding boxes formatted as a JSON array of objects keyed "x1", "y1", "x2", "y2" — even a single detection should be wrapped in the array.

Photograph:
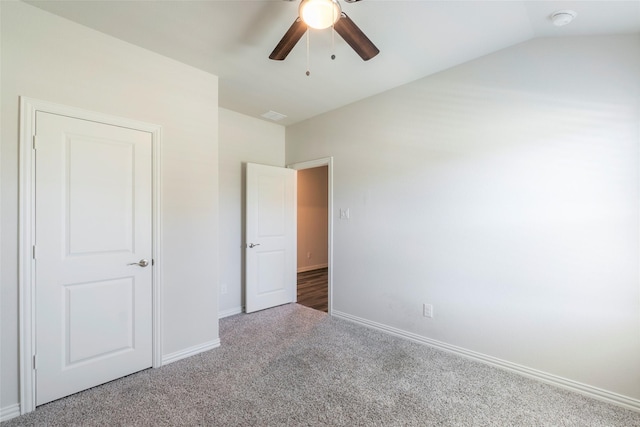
[{"x1": 4, "y1": 304, "x2": 640, "y2": 426}]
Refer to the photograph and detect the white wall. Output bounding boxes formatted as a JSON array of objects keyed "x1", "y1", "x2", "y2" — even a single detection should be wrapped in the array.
[
  {"x1": 1, "y1": 1, "x2": 219, "y2": 414},
  {"x1": 218, "y1": 108, "x2": 285, "y2": 317},
  {"x1": 297, "y1": 167, "x2": 329, "y2": 271},
  {"x1": 286, "y1": 35, "x2": 640, "y2": 403}
]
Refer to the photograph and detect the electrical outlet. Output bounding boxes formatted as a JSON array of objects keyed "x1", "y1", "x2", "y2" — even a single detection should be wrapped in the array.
[
  {"x1": 423, "y1": 303, "x2": 433, "y2": 318},
  {"x1": 307, "y1": 252, "x2": 311, "y2": 259},
  {"x1": 221, "y1": 283, "x2": 228, "y2": 295}
]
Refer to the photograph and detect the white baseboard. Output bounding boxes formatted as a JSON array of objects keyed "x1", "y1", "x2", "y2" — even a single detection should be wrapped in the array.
[
  {"x1": 297, "y1": 263, "x2": 328, "y2": 273},
  {"x1": 332, "y1": 310, "x2": 640, "y2": 413},
  {"x1": 4, "y1": 342, "x2": 222, "y2": 420},
  {"x1": 219, "y1": 306, "x2": 243, "y2": 319},
  {"x1": 162, "y1": 339, "x2": 221, "y2": 366},
  {"x1": 0, "y1": 403, "x2": 21, "y2": 422}
]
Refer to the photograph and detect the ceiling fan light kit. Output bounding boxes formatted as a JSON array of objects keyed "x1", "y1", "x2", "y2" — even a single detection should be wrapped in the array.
[
  {"x1": 269, "y1": 0, "x2": 379, "y2": 64},
  {"x1": 299, "y1": 0, "x2": 341, "y2": 30}
]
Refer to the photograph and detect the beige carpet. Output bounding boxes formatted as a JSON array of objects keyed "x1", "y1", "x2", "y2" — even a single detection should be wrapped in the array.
[{"x1": 4, "y1": 304, "x2": 639, "y2": 426}]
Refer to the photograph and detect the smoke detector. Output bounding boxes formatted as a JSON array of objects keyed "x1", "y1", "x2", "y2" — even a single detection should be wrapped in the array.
[{"x1": 551, "y1": 10, "x2": 577, "y2": 27}]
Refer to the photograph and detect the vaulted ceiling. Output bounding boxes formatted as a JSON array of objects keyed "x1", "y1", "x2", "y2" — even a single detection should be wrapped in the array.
[{"x1": 26, "y1": 1, "x2": 640, "y2": 126}]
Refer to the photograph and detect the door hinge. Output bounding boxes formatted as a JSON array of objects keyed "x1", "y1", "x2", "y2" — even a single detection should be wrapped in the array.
[
  {"x1": 32, "y1": 245, "x2": 37, "y2": 260},
  {"x1": 32, "y1": 135, "x2": 37, "y2": 150},
  {"x1": 33, "y1": 354, "x2": 37, "y2": 370}
]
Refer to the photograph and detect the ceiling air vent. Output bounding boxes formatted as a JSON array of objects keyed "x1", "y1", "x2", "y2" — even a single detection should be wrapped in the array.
[{"x1": 261, "y1": 110, "x2": 287, "y2": 121}]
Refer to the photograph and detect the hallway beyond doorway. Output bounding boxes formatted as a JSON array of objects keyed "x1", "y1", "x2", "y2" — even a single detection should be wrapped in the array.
[{"x1": 297, "y1": 268, "x2": 328, "y2": 312}]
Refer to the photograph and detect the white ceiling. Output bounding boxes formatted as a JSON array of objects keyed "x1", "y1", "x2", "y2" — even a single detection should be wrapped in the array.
[{"x1": 26, "y1": 0, "x2": 640, "y2": 126}]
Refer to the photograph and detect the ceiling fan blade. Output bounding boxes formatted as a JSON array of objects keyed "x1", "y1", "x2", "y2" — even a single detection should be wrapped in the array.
[
  {"x1": 333, "y1": 12, "x2": 379, "y2": 61},
  {"x1": 269, "y1": 18, "x2": 308, "y2": 61}
]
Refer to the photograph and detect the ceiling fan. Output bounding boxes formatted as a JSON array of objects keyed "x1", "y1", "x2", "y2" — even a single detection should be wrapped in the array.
[{"x1": 269, "y1": 0, "x2": 379, "y2": 62}]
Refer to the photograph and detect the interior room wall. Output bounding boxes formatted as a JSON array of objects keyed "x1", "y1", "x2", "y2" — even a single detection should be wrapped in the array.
[
  {"x1": 297, "y1": 167, "x2": 329, "y2": 272},
  {"x1": 1, "y1": 1, "x2": 219, "y2": 415},
  {"x1": 286, "y1": 34, "x2": 640, "y2": 403},
  {"x1": 218, "y1": 108, "x2": 285, "y2": 318}
]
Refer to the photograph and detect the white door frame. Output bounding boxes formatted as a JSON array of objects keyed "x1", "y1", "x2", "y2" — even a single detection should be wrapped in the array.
[
  {"x1": 287, "y1": 157, "x2": 334, "y2": 314},
  {"x1": 18, "y1": 97, "x2": 163, "y2": 415}
]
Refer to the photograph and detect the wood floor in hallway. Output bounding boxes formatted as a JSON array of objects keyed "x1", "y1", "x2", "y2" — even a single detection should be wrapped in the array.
[{"x1": 297, "y1": 267, "x2": 328, "y2": 312}]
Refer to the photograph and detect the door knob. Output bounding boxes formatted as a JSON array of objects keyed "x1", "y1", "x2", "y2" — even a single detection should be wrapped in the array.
[
  {"x1": 128, "y1": 259, "x2": 149, "y2": 267},
  {"x1": 248, "y1": 243, "x2": 261, "y2": 248}
]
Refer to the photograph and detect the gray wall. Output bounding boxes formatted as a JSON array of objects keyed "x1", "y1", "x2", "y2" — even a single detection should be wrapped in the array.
[
  {"x1": 286, "y1": 35, "x2": 640, "y2": 401},
  {"x1": 1, "y1": 2, "x2": 219, "y2": 412}
]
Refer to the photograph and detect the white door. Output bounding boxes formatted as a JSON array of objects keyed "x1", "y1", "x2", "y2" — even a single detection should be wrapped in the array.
[
  {"x1": 245, "y1": 163, "x2": 297, "y2": 313},
  {"x1": 35, "y1": 111, "x2": 153, "y2": 405}
]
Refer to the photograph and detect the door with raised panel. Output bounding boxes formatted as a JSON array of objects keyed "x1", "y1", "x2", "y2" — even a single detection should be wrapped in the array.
[
  {"x1": 245, "y1": 163, "x2": 296, "y2": 313},
  {"x1": 35, "y1": 111, "x2": 153, "y2": 405}
]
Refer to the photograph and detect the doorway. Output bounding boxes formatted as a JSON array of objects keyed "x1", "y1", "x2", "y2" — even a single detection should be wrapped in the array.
[{"x1": 289, "y1": 158, "x2": 333, "y2": 313}]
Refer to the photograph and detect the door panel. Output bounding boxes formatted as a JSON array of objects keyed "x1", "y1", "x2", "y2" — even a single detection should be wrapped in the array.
[
  {"x1": 65, "y1": 278, "x2": 134, "y2": 364},
  {"x1": 246, "y1": 163, "x2": 296, "y2": 313},
  {"x1": 67, "y1": 136, "x2": 134, "y2": 254},
  {"x1": 257, "y1": 250, "x2": 286, "y2": 294},
  {"x1": 258, "y1": 175, "x2": 286, "y2": 235},
  {"x1": 35, "y1": 111, "x2": 153, "y2": 405}
]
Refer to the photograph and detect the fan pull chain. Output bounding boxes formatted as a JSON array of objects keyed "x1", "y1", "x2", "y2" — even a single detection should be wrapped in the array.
[
  {"x1": 305, "y1": 30, "x2": 310, "y2": 76},
  {"x1": 331, "y1": 24, "x2": 336, "y2": 60},
  {"x1": 331, "y1": 8, "x2": 336, "y2": 60}
]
